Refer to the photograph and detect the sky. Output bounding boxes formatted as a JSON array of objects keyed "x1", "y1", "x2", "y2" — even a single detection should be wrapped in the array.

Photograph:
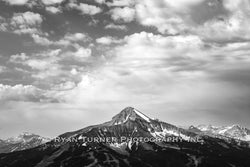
[{"x1": 0, "y1": 0, "x2": 250, "y2": 139}]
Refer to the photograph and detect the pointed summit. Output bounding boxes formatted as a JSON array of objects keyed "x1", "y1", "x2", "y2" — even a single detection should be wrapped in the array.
[
  {"x1": 120, "y1": 106, "x2": 136, "y2": 113},
  {"x1": 111, "y1": 107, "x2": 151, "y2": 125}
]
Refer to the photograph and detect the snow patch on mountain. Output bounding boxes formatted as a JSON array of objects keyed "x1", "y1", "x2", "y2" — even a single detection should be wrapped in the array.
[
  {"x1": 134, "y1": 109, "x2": 151, "y2": 122},
  {"x1": 195, "y1": 125, "x2": 250, "y2": 141}
]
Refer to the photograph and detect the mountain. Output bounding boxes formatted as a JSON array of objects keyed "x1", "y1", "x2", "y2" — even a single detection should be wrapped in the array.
[
  {"x1": 0, "y1": 132, "x2": 50, "y2": 153},
  {"x1": 0, "y1": 107, "x2": 250, "y2": 167},
  {"x1": 190, "y1": 124, "x2": 250, "y2": 141},
  {"x1": 188, "y1": 125, "x2": 202, "y2": 134},
  {"x1": 60, "y1": 107, "x2": 196, "y2": 141}
]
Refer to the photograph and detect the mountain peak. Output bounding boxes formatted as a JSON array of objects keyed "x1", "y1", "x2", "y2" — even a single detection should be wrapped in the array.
[
  {"x1": 6, "y1": 132, "x2": 50, "y2": 144},
  {"x1": 121, "y1": 106, "x2": 137, "y2": 112},
  {"x1": 230, "y1": 124, "x2": 244, "y2": 129},
  {"x1": 18, "y1": 132, "x2": 37, "y2": 137},
  {"x1": 111, "y1": 107, "x2": 151, "y2": 125}
]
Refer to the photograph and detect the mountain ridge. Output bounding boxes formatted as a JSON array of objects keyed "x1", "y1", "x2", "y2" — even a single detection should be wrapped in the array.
[
  {"x1": 189, "y1": 124, "x2": 250, "y2": 141},
  {"x1": 0, "y1": 107, "x2": 250, "y2": 167},
  {"x1": 0, "y1": 132, "x2": 50, "y2": 153}
]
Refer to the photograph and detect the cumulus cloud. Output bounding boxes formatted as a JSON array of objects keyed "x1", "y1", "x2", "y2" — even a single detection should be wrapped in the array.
[
  {"x1": 195, "y1": 0, "x2": 250, "y2": 42},
  {"x1": 11, "y1": 12, "x2": 42, "y2": 26},
  {"x1": 96, "y1": 36, "x2": 122, "y2": 45},
  {"x1": 113, "y1": 32, "x2": 203, "y2": 70},
  {"x1": 3, "y1": 0, "x2": 29, "y2": 5},
  {"x1": 134, "y1": 0, "x2": 188, "y2": 34},
  {"x1": 8, "y1": 46, "x2": 93, "y2": 86},
  {"x1": 64, "y1": 33, "x2": 90, "y2": 42},
  {"x1": 31, "y1": 32, "x2": 90, "y2": 46},
  {"x1": 110, "y1": 31, "x2": 250, "y2": 77},
  {"x1": 32, "y1": 34, "x2": 53, "y2": 45},
  {"x1": 63, "y1": 32, "x2": 205, "y2": 104},
  {"x1": 0, "y1": 16, "x2": 8, "y2": 31},
  {"x1": 68, "y1": 2, "x2": 102, "y2": 15},
  {"x1": 131, "y1": 0, "x2": 250, "y2": 40},
  {"x1": 0, "y1": 11, "x2": 44, "y2": 35},
  {"x1": 70, "y1": 68, "x2": 78, "y2": 75},
  {"x1": 104, "y1": 23, "x2": 127, "y2": 30},
  {"x1": 110, "y1": 7, "x2": 135, "y2": 22},
  {"x1": 3, "y1": 0, "x2": 64, "y2": 6},
  {"x1": 9, "y1": 53, "x2": 29, "y2": 63},
  {"x1": 72, "y1": 47, "x2": 92, "y2": 58},
  {"x1": 95, "y1": 0, "x2": 105, "y2": 4},
  {"x1": 9, "y1": 50, "x2": 63, "y2": 80},
  {"x1": 46, "y1": 6, "x2": 62, "y2": 14},
  {"x1": 52, "y1": 81, "x2": 76, "y2": 91},
  {"x1": 26, "y1": 59, "x2": 57, "y2": 71},
  {"x1": 0, "y1": 84, "x2": 57, "y2": 102},
  {"x1": 107, "y1": 0, "x2": 135, "y2": 7},
  {"x1": 41, "y1": 0, "x2": 64, "y2": 5}
]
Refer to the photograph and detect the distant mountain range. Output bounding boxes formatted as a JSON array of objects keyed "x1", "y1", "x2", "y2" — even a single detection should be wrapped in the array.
[
  {"x1": 0, "y1": 107, "x2": 250, "y2": 167},
  {"x1": 0, "y1": 132, "x2": 50, "y2": 153},
  {"x1": 189, "y1": 124, "x2": 250, "y2": 142}
]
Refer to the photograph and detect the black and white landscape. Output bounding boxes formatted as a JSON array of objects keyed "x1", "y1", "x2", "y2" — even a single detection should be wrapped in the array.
[
  {"x1": 0, "y1": 107, "x2": 250, "y2": 167},
  {"x1": 1, "y1": 0, "x2": 250, "y2": 166}
]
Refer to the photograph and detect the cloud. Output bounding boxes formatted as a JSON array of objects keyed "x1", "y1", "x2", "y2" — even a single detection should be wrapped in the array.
[
  {"x1": 110, "y1": 7, "x2": 135, "y2": 22},
  {"x1": 32, "y1": 34, "x2": 53, "y2": 45},
  {"x1": 0, "y1": 11, "x2": 44, "y2": 35},
  {"x1": 62, "y1": 75, "x2": 130, "y2": 104},
  {"x1": 9, "y1": 53, "x2": 29, "y2": 62},
  {"x1": 195, "y1": 0, "x2": 250, "y2": 42},
  {"x1": 46, "y1": 6, "x2": 62, "y2": 14},
  {"x1": 104, "y1": 23, "x2": 127, "y2": 31},
  {"x1": 52, "y1": 81, "x2": 76, "y2": 91},
  {"x1": 68, "y1": 2, "x2": 102, "y2": 15},
  {"x1": 132, "y1": 0, "x2": 250, "y2": 40},
  {"x1": 113, "y1": 32, "x2": 203, "y2": 70},
  {"x1": 161, "y1": 0, "x2": 205, "y2": 10},
  {"x1": 0, "y1": 16, "x2": 8, "y2": 31},
  {"x1": 9, "y1": 50, "x2": 63, "y2": 80},
  {"x1": 222, "y1": 0, "x2": 246, "y2": 12},
  {"x1": 0, "y1": 66, "x2": 6, "y2": 73},
  {"x1": 134, "y1": 0, "x2": 189, "y2": 34},
  {"x1": 0, "y1": 84, "x2": 58, "y2": 102},
  {"x1": 96, "y1": 36, "x2": 122, "y2": 45},
  {"x1": 8, "y1": 46, "x2": 93, "y2": 86},
  {"x1": 70, "y1": 68, "x2": 78, "y2": 75},
  {"x1": 3, "y1": 0, "x2": 29, "y2": 5},
  {"x1": 62, "y1": 32, "x2": 206, "y2": 106},
  {"x1": 41, "y1": 0, "x2": 64, "y2": 5},
  {"x1": 25, "y1": 59, "x2": 57, "y2": 70},
  {"x1": 31, "y1": 32, "x2": 90, "y2": 46},
  {"x1": 11, "y1": 12, "x2": 43, "y2": 26},
  {"x1": 95, "y1": 0, "x2": 105, "y2": 4},
  {"x1": 64, "y1": 33, "x2": 90, "y2": 42},
  {"x1": 3, "y1": 0, "x2": 64, "y2": 6},
  {"x1": 71, "y1": 46, "x2": 92, "y2": 58},
  {"x1": 107, "y1": 0, "x2": 135, "y2": 7}
]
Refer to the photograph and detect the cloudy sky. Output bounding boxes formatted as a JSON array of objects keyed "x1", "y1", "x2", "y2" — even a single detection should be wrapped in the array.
[{"x1": 0, "y1": 0, "x2": 250, "y2": 138}]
